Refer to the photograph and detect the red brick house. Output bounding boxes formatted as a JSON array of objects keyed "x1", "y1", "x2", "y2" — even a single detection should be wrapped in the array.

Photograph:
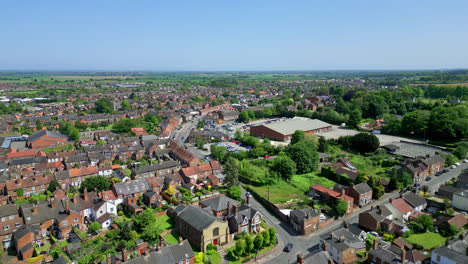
[{"x1": 310, "y1": 184, "x2": 354, "y2": 214}]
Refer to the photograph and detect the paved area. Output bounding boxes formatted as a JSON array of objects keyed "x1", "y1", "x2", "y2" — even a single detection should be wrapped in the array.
[
  {"x1": 317, "y1": 126, "x2": 421, "y2": 146},
  {"x1": 424, "y1": 162, "x2": 468, "y2": 194}
]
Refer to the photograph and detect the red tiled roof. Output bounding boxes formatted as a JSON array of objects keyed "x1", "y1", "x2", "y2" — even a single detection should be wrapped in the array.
[
  {"x1": 391, "y1": 198, "x2": 413, "y2": 214},
  {"x1": 7, "y1": 150, "x2": 36, "y2": 159},
  {"x1": 448, "y1": 214, "x2": 468, "y2": 229}
]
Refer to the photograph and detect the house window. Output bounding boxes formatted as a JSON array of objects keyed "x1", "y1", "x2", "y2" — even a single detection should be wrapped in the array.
[
  {"x1": 62, "y1": 220, "x2": 68, "y2": 226},
  {"x1": 15, "y1": 222, "x2": 21, "y2": 227},
  {"x1": 41, "y1": 184, "x2": 44, "y2": 188},
  {"x1": 74, "y1": 218, "x2": 78, "y2": 223},
  {"x1": 186, "y1": 259, "x2": 189, "y2": 264},
  {"x1": 1, "y1": 217, "x2": 5, "y2": 222},
  {"x1": 213, "y1": 227, "x2": 219, "y2": 237},
  {"x1": 110, "y1": 207, "x2": 114, "y2": 212},
  {"x1": 436, "y1": 255, "x2": 440, "y2": 261},
  {"x1": 32, "y1": 186, "x2": 35, "y2": 191},
  {"x1": 9, "y1": 215, "x2": 14, "y2": 220},
  {"x1": 3, "y1": 225, "x2": 9, "y2": 230}
]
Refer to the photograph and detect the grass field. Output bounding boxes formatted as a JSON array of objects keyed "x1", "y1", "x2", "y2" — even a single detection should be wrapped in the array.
[
  {"x1": 349, "y1": 154, "x2": 390, "y2": 180},
  {"x1": 404, "y1": 232, "x2": 446, "y2": 249},
  {"x1": 246, "y1": 180, "x2": 308, "y2": 204},
  {"x1": 163, "y1": 233, "x2": 180, "y2": 245},
  {"x1": 155, "y1": 215, "x2": 174, "y2": 231},
  {"x1": 290, "y1": 172, "x2": 336, "y2": 192}
]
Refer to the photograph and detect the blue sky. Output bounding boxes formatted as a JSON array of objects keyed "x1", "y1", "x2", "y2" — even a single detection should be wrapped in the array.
[{"x1": 1, "y1": 0, "x2": 467, "y2": 71}]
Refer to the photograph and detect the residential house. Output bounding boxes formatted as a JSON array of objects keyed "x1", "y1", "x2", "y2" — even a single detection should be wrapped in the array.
[
  {"x1": 390, "y1": 198, "x2": 413, "y2": 221},
  {"x1": 320, "y1": 228, "x2": 365, "y2": 264},
  {"x1": 113, "y1": 178, "x2": 150, "y2": 199},
  {"x1": 199, "y1": 195, "x2": 240, "y2": 217},
  {"x1": 170, "y1": 141, "x2": 201, "y2": 167},
  {"x1": 5, "y1": 175, "x2": 54, "y2": 198},
  {"x1": 402, "y1": 192, "x2": 427, "y2": 212},
  {"x1": 132, "y1": 160, "x2": 180, "y2": 178},
  {"x1": 395, "y1": 154, "x2": 445, "y2": 183},
  {"x1": 431, "y1": 233, "x2": 468, "y2": 264},
  {"x1": 125, "y1": 238, "x2": 195, "y2": 264},
  {"x1": 0, "y1": 204, "x2": 23, "y2": 251},
  {"x1": 331, "y1": 158, "x2": 358, "y2": 181},
  {"x1": 359, "y1": 205, "x2": 392, "y2": 231},
  {"x1": 452, "y1": 191, "x2": 468, "y2": 212},
  {"x1": 13, "y1": 225, "x2": 41, "y2": 260},
  {"x1": 289, "y1": 208, "x2": 320, "y2": 235},
  {"x1": 344, "y1": 183, "x2": 372, "y2": 207},
  {"x1": 310, "y1": 184, "x2": 354, "y2": 214},
  {"x1": 228, "y1": 204, "x2": 262, "y2": 234}
]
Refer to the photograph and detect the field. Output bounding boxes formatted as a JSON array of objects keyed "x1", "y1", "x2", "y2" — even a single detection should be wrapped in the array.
[
  {"x1": 155, "y1": 215, "x2": 174, "y2": 231},
  {"x1": 349, "y1": 154, "x2": 390, "y2": 180},
  {"x1": 404, "y1": 232, "x2": 446, "y2": 249},
  {"x1": 246, "y1": 180, "x2": 308, "y2": 204},
  {"x1": 290, "y1": 172, "x2": 336, "y2": 192}
]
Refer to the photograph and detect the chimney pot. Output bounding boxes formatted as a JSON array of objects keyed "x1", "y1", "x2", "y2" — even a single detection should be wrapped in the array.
[
  {"x1": 227, "y1": 201, "x2": 231, "y2": 216},
  {"x1": 122, "y1": 249, "x2": 128, "y2": 262},
  {"x1": 401, "y1": 249, "x2": 406, "y2": 263},
  {"x1": 297, "y1": 253, "x2": 304, "y2": 264},
  {"x1": 322, "y1": 241, "x2": 328, "y2": 251},
  {"x1": 179, "y1": 236, "x2": 183, "y2": 244},
  {"x1": 373, "y1": 238, "x2": 378, "y2": 250}
]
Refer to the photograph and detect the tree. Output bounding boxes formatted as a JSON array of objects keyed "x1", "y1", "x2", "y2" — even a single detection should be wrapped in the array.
[
  {"x1": 417, "y1": 214, "x2": 433, "y2": 232},
  {"x1": 165, "y1": 185, "x2": 176, "y2": 196},
  {"x1": 291, "y1": 130, "x2": 305, "y2": 145},
  {"x1": 235, "y1": 239, "x2": 245, "y2": 257},
  {"x1": 335, "y1": 199, "x2": 348, "y2": 216},
  {"x1": 238, "y1": 111, "x2": 249, "y2": 123},
  {"x1": 194, "y1": 252, "x2": 204, "y2": 264},
  {"x1": 113, "y1": 118, "x2": 136, "y2": 134},
  {"x1": 228, "y1": 186, "x2": 242, "y2": 200},
  {"x1": 36, "y1": 119, "x2": 43, "y2": 130},
  {"x1": 245, "y1": 234, "x2": 254, "y2": 254},
  {"x1": 269, "y1": 227, "x2": 277, "y2": 245},
  {"x1": 254, "y1": 234, "x2": 264, "y2": 251},
  {"x1": 121, "y1": 99, "x2": 131, "y2": 110},
  {"x1": 94, "y1": 98, "x2": 113, "y2": 113},
  {"x1": 196, "y1": 121, "x2": 204, "y2": 129},
  {"x1": 80, "y1": 176, "x2": 111, "y2": 193},
  {"x1": 348, "y1": 108, "x2": 362, "y2": 129},
  {"x1": 350, "y1": 133, "x2": 380, "y2": 153},
  {"x1": 89, "y1": 221, "x2": 101, "y2": 233},
  {"x1": 453, "y1": 142, "x2": 468, "y2": 160},
  {"x1": 286, "y1": 140, "x2": 319, "y2": 174},
  {"x1": 96, "y1": 140, "x2": 106, "y2": 146},
  {"x1": 262, "y1": 230, "x2": 270, "y2": 246},
  {"x1": 224, "y1": 158, "x2": 239, "y2": 187},
  {"x1": 47, "y1": 180, "x2": 60, "y2": 192},
  {"x1": 234, "y1": 129, "x2": 243, "y2": 140},
  {"x1": 271, "y1": 155, "x2": 297, "y2": 181},
  {"x1": 210, "y1": 144, "x2": 227, "y2": 162},
  {"x1": 247, "y1": 110, "x2": 255, "y2": 119}
]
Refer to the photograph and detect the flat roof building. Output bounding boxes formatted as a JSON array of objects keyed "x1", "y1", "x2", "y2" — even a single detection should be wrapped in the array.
[{"x1": 250, "y1": 117, "x2": 332, "y2": 141}]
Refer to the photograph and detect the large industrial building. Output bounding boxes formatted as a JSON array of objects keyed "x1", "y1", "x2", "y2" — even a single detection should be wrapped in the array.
[{"x1": 250, "y1": 117, "x2": 332, "y2": 141}]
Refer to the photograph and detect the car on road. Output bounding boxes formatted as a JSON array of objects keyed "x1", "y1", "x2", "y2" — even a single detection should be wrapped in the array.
[
  {"x1": 284, "y1": 243, "x2": 293, "y2": 252},
  {"x1": 414, "y1": 183, "x2": 421, "y2": 188},
  {"x1": 443, "y1": 169, "x2": 449, "y2": 173},
  {"x1": 399, "y1": 189, "x2": 408, "y2": 194},
  {"x1": 455, "y1": 162, "x2": 461, "y2": 166},
  {"x1": 450, "y1": 165, "x2": 457, "y2": 169},
  {"x1": 435, "y1": 171, "x2": 443, "y2": 176},
  {"x1": 464, "y1": 159, "x2": 468, "y2": 163},
  {"x1": 426, "y1": 177, "x2": 432, "y2": 181}
]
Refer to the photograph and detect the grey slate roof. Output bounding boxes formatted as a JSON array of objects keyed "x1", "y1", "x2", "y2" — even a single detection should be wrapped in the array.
[
  {"x1": 126, "y1": 239, "x2": 194, "y2": 264},
  {"x1": 290, "y1": 208, "x2": 318, "y2": 223},
  {"x1": 403, "y1": 192, "x2": 426, "y2": 208},
  {"x1": 352, "y1": 182, "x2": 372, "y2": 194},
  {"x1": 28, "y1": 130, "x2": 67, "y2": 142},
  {"x1": 200, "y1": 196, "x2": 239, "y2": 212},
  {"x1": 176, "y1": 205, "x2": 218, "y2": 232},
  {"x1": 134, "y1": 160, "x2": 179, "y2": 175},
  {"x1": 368, "y1": 247, "x2": 401, "y2": 263},
  {"x1": 0, "y1": 204, "x2": 19, "y2": 217},
  {"x1": 114, "y1": 178, "x2": 150, "y2": 196}
]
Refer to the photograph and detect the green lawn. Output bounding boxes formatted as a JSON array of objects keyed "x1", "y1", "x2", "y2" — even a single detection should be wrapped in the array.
[
  {"x1": 208, "y1": 251, "x2": 222, "y2": 264},
  {"x1": 163, "y1": 233, "x2": 180, "y2": 245},
  {"x1": 291, "y1": 172, "x2": 336, "y2": 192},
  {"x1": 349, "y1": 154, "x2": 390, "y2": 180},
  {"x1": 404, "y1": 232, "x2": 446, "y2": 249},
  {"x1": 246, "y1": 180, "x2": 308, "y2": 204},
  {"x1": 155, "y1": 215, "x2": 174, "y2": 231}
]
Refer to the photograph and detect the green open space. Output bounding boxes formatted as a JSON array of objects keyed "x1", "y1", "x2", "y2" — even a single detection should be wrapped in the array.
[
  {"x1": 155, "y1": 214, "x2": 174, "y2": 231},
  {"x1": 245, "y1": 180, "x2": 308, "y2": 204},
  {"x1": 404, "y1": 232, "x2": 446, "y2": 249},
  {"x1": 290, "y1": 172, "x2": 336, "y2": 192}
]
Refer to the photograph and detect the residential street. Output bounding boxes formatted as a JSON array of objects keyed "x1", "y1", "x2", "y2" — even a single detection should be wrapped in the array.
[
  {"x1": 424, "y1": 162, "x2": 468, "y2": 194},
  {"x1": 240, "y1": 187, "x2": 401, "y2": 263}
]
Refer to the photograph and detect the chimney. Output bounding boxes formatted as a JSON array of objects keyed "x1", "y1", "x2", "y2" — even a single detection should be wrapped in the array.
[
  {"x1": 389, "y1": 198, "x2": 393, "y2": 203},
  {"x1": 33, "y1": 205, "x2": 38, "y2": 214},
  {"x1": 246, "y1": 192, "x2": 251, "y2": 205},
  {"x1": 73, "y1": 194, "x2": 78, "y2": 204},
  {"x1": 107, "y1": 253, "x2": 111, "y2": 264},
  {"x1": 339, "y1": 234, "x2": 344, "y2": 242},
  {"x1": 350, "y1": 183, "x2": 354, "y2": 188},
  {"x1": 401, "y1": 249, "x2": 406, "y2": 263},
  {"x1": 50, "y1": 198, "x2": 55, "y2": 208},
  {"x1": 373, "y1": 238, "x2": 378, "y2": 250},
  {"x1": 322, "y1": 241, "x2": 328, "y2": 251},
  {"x1": 84, "y1": 187, "x2": 88, "y2": 201},
  {"x1": 341, "y1": 189, "x2": 345, "y2": 197},
  {"x1": 297, "y1": 253, "x2": 304, "y2": 264},
  {"x1": 65, "y1": 200, "x2": 70, "y2": 214},
  {"x1": 343, "y1": 221, "x2": 349, "y2": 229},
  {"x1": 227, "y1": 202, "x2": 231, "y2": 216},
  {"x1": 122, "y1": 249, "x2": 128, "y2": 262},
  {"x1": 307, "y1": 210, "x2": 311, "y2": 219},
  {"x1": 179, "y1": 236, "x2": 183, "y2": 245},
  {"x1": 233, "y1": 205, "x2": 238, "y2": 217}
]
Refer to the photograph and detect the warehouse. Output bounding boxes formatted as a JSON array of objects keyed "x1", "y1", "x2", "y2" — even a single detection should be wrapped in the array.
[{"x1": 250, "y1": 117, "x2": 332, "y2": 141}]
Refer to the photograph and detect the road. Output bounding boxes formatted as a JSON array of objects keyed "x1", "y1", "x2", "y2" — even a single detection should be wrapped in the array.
[
  {"x1": 424, "y1": 162, "x2": 468, "y2": 194},
  {"x1": 240, "y1": 187, "x2": 400, "y2": 263},
  {"x1": 173, "y1": 117, "x2": 207, "y2": 160}
]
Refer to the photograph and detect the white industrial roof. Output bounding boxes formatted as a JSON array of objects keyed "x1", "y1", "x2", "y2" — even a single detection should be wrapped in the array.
[{"x1": 259, "y1": 117, "x2": 331, "y2": 136}]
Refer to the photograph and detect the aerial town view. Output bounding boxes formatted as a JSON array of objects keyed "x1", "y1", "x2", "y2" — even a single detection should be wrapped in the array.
[{"x1": 1, "y1": 1, "x2": 467, "y2": 264}]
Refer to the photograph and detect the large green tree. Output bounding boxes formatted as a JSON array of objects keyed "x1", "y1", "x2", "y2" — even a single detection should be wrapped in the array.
[
  {"x1": 271, "y1": 155, "x2": 297, "y2": 181},
  {"x1": 94, "y1": 98, "x2": 113, "y2": 113},
  {"x1": 348, "y1": 108, "x2": 362, "y2": 129},
  {"x1": 224, "y1": 158, "x2": 239, "y2": 187},
  {"x1": 80, "y1": 176, "x2": 111, "y2": 193},
  {"x1": 350, "y1": 133, "x2": 380, "y2": 153},
  {"x1": 291, "y1": 130, "x2": 305, "y2": 145},
  {"x1": 286, "y1": 140, "x2": 319, "y2": 174}
]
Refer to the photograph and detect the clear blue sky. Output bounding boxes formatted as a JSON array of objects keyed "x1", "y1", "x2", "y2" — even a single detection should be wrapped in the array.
[{"x1": 1, "y1": 0, "x2": 468, "y2": 71}]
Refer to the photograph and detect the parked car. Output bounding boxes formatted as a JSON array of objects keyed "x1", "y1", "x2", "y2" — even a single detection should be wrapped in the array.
[
  {"x1": 319, "y1": 214, "x2": 326, "y2": 220},
  {"x1": 443, "y1": 169, "x2": 449, "y2": 173},
  {"x1": 450, "y1": 165, "x2": 457, "y2": 169},
  {"x1": 464, "y1": 159, "x2": 468, "y2": 163},
  {"x1": 369, "y1": 231, "x2": 379, "y2": 237},
  {"x1": 426, "y1": 177, "x2": 432, "y2": 181},
  {"x1": 455, "y1": 162, "x2": 461, "y2": 166},
  {"x1": 435, "y1": 171, "x2": 443, "y2": 176},
  {"x1": 284, "y1": 243, "x2": 293, "y2": 252}
]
